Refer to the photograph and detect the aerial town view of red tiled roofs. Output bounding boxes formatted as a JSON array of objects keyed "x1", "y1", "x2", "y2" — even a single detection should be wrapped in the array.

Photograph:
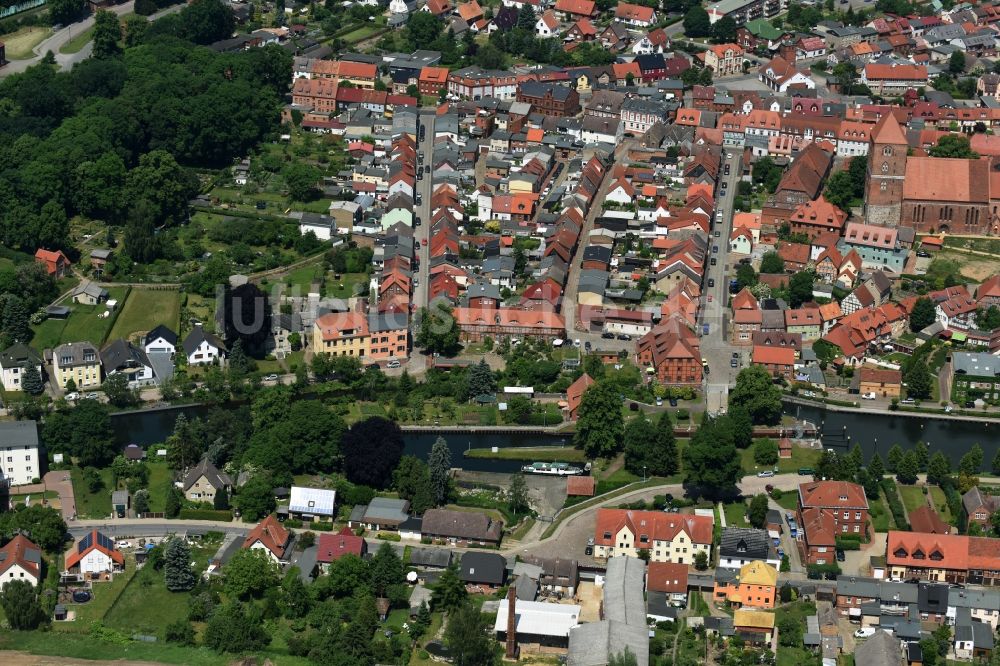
[{"x1": 3, "y1": 0, "x2": 1000, "y2": 663}]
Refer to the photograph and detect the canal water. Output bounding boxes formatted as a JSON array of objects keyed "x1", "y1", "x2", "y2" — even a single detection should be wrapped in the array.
[
  {"x1": 111, "y1": 402, "x2": 1000, "y2": 475},
  {"x1": 111, "y1": 405, "x2": 570, "y2": 474},
  {"x1": 787, "y1": 403, "x2": 1000, "y2": 471}
]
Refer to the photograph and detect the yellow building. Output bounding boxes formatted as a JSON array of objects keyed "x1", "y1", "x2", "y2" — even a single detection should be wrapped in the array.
[
  {"x1": 52, "y1": 342, "x2": 102, "y2": 389},
  {"x1": 312, "y1": 312, "x2": 370, "y2": 358},
  {"x1": 732, "y1": 609, "x2": 775, "y2": 645}
]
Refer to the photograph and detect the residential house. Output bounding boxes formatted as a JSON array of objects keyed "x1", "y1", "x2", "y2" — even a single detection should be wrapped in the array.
[
  {"x1": 288, "y1": 486, "x2": 336, "y2": 522},
  {"x1": 733, "y1": 608, "x2": 776, "y2": 645},
  {"x1": 65, "y1": 530, "x2": 124, "y2": 575},
  {"x1": 516, "y1": 81, "x2": 580, "y2": 117},
  {"x1": 789, "y1": 196, "x2": 847, "y2": 239},
  {"x1": 182, "y1": 457, "x2": 232, "y2": 503},
  {"x1": 182, "y1": 326, "x2": 226, "y2": 366},
  {"x1": 71, "y1": 282, "x2": 109, "y2": 306},
  {"x1": 704, "y1": 43, "x2": 745, "y2": 78},
  {"x1": 840, "y1": 223, "x2": 907, "y2": 273},
  {"x1": 798, "y1": 480, "x2": 870, "y2": 565},
  {"x1": 647, "y1": 561, "x2": 689, "y2": 608},
  {"x1": 713, "y1": 560, "x2": 778, "y2": 608},
  {"x1": 614, "y1": 1, "x2": 656, "y2": 26},
  {"x1": 862, "y1": 62, "x2": 928, "y2": 96},
  {"x1": 752, "y1": 345, "x2": 795, "y2": 379},
  {"x1": 592, "y1": 508, "x2": 713, "y2": 565},
  {"x1": 316, "y1": 527, "x2": 367, "y2": 572},
  {"x1": 459, "y1": 551, "x2": 507, "y2": 589},
  {"x1": 143, "y1": 325, "x2": 178, "y2": 356},
  {"x1": 312, "y1": 311, "x2": 370, "y2": 358},
  {"x1": 34, "y1": 249, "x2": 70, "y2": 278},
  {"x1": 348, "y1": 497, "x2": 411, "y2": 531},
  {"x1": 243, "y1": 515, "x2": 292, "y2": 564},
  {"x1": 719, "y1": 527, "x2": 780, "y2": 569},
  {"x1": 420, "y1": 508, "x2": 503, "y2": 546},
  {"x1": 0, "y1": 534, "x2": 42, "y2": 588},
  {"x1": 731, "y1": 289, "x2": 763, "y2": 345},
  {"x1": 858, "y1": 367, "x2": 902, "y2": 398},
  {"x1": 52, "y1": 342, "x2": 102, "y2": 389},
  {"x1": 962, "y1": 487, "x2": 1000, "y2": 532},
  {"x1": 635, "y1": 324, "x2": 702, "y2": 386},
  {"x1": 0, "y1": 421, "x2": 41, "y2": 487},
  {"x1": 565, "y1": 372, "x2": 595, "y2": 420},
  {"x1": 0, "y1": 343, "x2": 43, "y2": 393},
  {"x1": 887, "y1": 531, "x2": 1000, "y2": 585},
  {"x1": 100, "y1": 339, "x2": 154, "y2": 385},
  {"x1": 784, "y1": 308, "x2": 822, "y2": 341}
]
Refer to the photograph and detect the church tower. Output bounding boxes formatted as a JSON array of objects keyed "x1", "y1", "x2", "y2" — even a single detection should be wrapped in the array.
[{"x1": 864, "y1": 113, "x2": 908, "y2": 227}]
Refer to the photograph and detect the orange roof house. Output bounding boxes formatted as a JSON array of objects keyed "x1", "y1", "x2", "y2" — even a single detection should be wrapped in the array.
[
  {"x1": 886, "y1": 531, "x2": 1000, "y2": 583},
  {"x1": 647, "y1": 561, "x2": 689, "y2": 594},
  {"x1": 243, "y1": 515, "x2": 292, "y2": 562},
  {"x1": 908, "y1": 506, "x2": 953, "y2": 536},
  {"x1": 566, "y1": 372, "x2": 594, "y2": 420},
  {"x1": 65, "y1": 530, "x2": 125, "y2": 573},
  {"x1": 615, "y1": 1, "x2": 655, "y2": 24},
  {"x1": 752, "y1": 345, "x2": 795, "y2": 378},
  {"x1": 612, "y1": 61, "x2": 642, "y2": 83},
  {"x1": 34, "y1": 248, "x2": 71, "y2": 278},
  {"x1": 555, "y1": 0, "x2": 596, "y2": 17},
  {"x1": 0, "y1": 534, "x2": 42, "y2": 585}
]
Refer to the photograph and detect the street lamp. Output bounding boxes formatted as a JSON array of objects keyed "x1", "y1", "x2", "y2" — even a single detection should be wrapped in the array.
[{"x1": 643, "y1": 466, "x2": 647, "y2": 483}]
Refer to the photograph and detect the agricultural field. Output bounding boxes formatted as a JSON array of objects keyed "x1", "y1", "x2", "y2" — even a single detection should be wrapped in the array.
[
  {"x1": 31, "y1": 286, "x2": 130, "y2": 350},
  {"x1": 108, "y1": 288, "x2": 182, "y2": 342}
]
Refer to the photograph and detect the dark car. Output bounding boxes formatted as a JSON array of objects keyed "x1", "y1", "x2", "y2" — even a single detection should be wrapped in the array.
[
  {"x1": 616, "y1": 333, "x2": 631, "y2": 341},
  {"x1": 584, "y1": 341, "x2": 592, "y2": 351},
  {"x1": 708, "y1": 278, "x2": 715, "y2": 288},
  {"x1": 584, "y1": 546, "x2": 593, "y2": 556},
  {"x1": 836, "y1": 549, "x2": 846, "y2": 562},
  {"x1": 601, "y1": 332, "x2": 615, "y2": 339},
  {"x1": 711, "y1": 258, "x2": 717, "y2": 266},
  {"x1": 668, "y1": 398, "x2": 678, "y2": 407},
  {"x1": 629, "y1": 402, "x2": 639, "y2": 411}
]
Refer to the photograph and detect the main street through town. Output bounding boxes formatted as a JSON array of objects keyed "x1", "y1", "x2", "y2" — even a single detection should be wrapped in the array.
[{"x1": 699, "y1": 151, "x2": 741, "y2": 414}]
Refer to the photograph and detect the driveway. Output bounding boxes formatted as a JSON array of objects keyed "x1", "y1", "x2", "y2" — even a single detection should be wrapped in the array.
[{"x1": 43, "y1": 470, "x2": 77, "y2": 520}]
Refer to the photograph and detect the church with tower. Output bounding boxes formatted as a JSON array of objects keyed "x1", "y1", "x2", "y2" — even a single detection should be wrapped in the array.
[{"x1": 864, "y1": 113, "x2": 998, "y2": 236}]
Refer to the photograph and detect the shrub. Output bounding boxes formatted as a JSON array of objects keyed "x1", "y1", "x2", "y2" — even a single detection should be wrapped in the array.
[
  {"x1": 879, "y1": 479, "x2": 910, "y2": 531},
  {"x1": 177, "y1": 509, "x2": 233, "y2": 521},
  {"x1": 376, "y1": 532, "x2": 401, "y2": 541}
]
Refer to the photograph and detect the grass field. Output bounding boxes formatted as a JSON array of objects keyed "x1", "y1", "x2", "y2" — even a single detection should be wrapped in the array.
[
  {"x1": 108, "y1": 288, "x2": 182, "y2": 342},
  {"x1": 739, "y1": 443, "x2": 822, "y2": 475},
  {"x1": 775, "y1": 600, "x2": 817, "y2": 666},
  {"x1": 59, "y1": 26, "x2": 94, "y2": 54},
  {"x1": 898, "y1": 484, "x2": 929, "y2": 514},
  {"x1": 928, "y1": 486, "x2": 952, "y2": 521},
  {"x1": 146, "y1": 462, "x2": 175, "y2": 513},
  {"x1": 936, "y1": 249, "x2": 1000, "y2": 282},
  {"x1": 70, "y1": 466, "x2": 114, "y2": 519},
  {"x1": 464, "y1": 446, "x2": 586, "y2": 462},
  {"x1": 3, "y1": 26, "x2": 52, "y2": 59},
  {"x1": 31, "y1": 286, "x2": 129, "y2": 349},
  {"x1": 870, "y1": 494, "x2": 892, "y2": 532},
  {"x1": 104, "y1": 546, "x2": 215, "y2": 637},
  {"x1": 722, "y1": 500, "x2": 748, "y2": 528}
]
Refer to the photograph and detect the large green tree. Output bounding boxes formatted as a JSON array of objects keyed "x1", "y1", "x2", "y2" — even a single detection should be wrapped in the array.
[
  {"x1": 164, "y1": 537, "x2": 197, "y2": 592},
  {"x1": 341, "y1": 417, "x2": 404, "y2": 489},
  {"x1": 623, "y1": 414, "x2": 658, "y2": 476},
  {"x1": 415, "y1": 303, "x2": 461, "y2": 356},
  {"x1": 203, "y1": 602, "x2": 270, "y2": 653},
  {"x1": 904, "y1": 362, "x2": 932, "y2": 400},
  {"x1": 682, "y1": 5, "x2": 711, "y2": 37},
  {"x1": 0, "y1": 579, "x2": 44, "y2": 630},
  {"x1": 428, "y1": 436, "x2": 452, "y2": 506},
  {"x1": 759, "y1": 251, "x2": 785, "y2": 274},
  {"x1": 909, "y1": 297, "x2": 937, "y2": 332},
  {"x1": 92, "y1": 10, "x2": 123, "y2": 59},
  {"x1": 445, "y1": 601, "x2": 499, "y2": 666},
  {"x1": 729, "y1": 366, "x2": 783, "y2": 425},
  {"x1": 180, "y1": 0, "x2": 237, "y2": 45},
  {"x1": 573, "y1": 380, "x2": 625, "y2": 459},
  {"x1": 40, "y1": 400, "x2": 117, "y2": 467},
  {"x1": 224, "y1": 549, "x2": 280, "y2": 600},
  {"x1": 234, "y1": 475, "x2": 276, "y2": 522},
  {"x1": 683, "y1": 417, "x2": 742, "y2": 499}
]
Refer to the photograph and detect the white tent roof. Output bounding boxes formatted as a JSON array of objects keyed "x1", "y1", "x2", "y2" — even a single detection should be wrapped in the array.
[{"x1": 494, "y1": 600, "x2": 581, "y2": 638}]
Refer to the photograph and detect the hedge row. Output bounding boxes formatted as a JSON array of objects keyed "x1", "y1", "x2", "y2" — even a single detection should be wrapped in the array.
[
  {"x1": 880, "y1": 479, "x2": 910, "y2": 531},
  {"x1": 178, "y1": 509, "x2": 233, "y2": 521}
]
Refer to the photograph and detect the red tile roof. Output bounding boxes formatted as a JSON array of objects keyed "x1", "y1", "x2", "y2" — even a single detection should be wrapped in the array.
[
  {"x1": 798, "y1": 480, "x2": 868, "y2": 510},
  {"x1": 317, "y1": 527, "x2": 367, "y2": 563},
  {"x1": 566, "y1": 475, "x2": 597, "y2": 497},
  {"x1": 555, "y1": 0, "x2": 595, "y2": 15},
  {"x1": 0, "y1": 534, "x2": 41, "y2": 580},
  {"x1": 65, "y1": 530, "x2": 124, "y2": 571},
  {"x1": 243, "y1": 515, "x2": 291, "y2": 559},
  {"x1": 752, "y1": 345, "x2": 795, "y2": 366},
  {"x1": 594, "y1": 509, "x2": 714, "y2": 547},
  {"x1": 647, "y1": 562, "x2": 689, "y2": 593},
  {"x1": 907, "y1": 506, "x2": 953, "y2": 535}
]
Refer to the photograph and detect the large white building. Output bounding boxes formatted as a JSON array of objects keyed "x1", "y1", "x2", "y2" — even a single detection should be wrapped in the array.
[{"x1": 0, "y1": 420, "x2": 41, "y2": 487}]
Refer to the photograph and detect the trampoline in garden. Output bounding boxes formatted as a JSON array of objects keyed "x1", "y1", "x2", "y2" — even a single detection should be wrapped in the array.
[{"x1": 72, "y1": 590, "x2": 92, "y2": 603}]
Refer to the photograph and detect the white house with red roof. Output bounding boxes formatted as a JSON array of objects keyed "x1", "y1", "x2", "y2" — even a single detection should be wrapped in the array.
[
  {"x1": 592, "y1": 509, "x2": 713, "y2": 565},
  {"x1": 65, "y1": 530, "x2": 124, "y2": 575},
  {"x1": 535, "y1": 9, "x2": 560, "y2": 37},
  {"x1": 614, "y1": 1, "x2": 656, "y2": 26},
  {"x1": 605, "y1": 178, "x2": 635, "y2": 205},
  {"x1": 0, "y1": 535, "x2": 42, "y2": 588},
  {"x1": 243, "y1": 515, "x2": 292, "y2": 564}
]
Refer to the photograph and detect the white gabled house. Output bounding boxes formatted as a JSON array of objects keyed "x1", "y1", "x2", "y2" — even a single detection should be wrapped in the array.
[{"x1": 182, "y1": 325, "x2": 226, "y2": 366}]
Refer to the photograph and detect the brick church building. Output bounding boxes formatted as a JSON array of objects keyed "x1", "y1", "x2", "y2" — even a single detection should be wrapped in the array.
[{"x1": 864, "y1": 114, "x2": 998, "y2": 235}]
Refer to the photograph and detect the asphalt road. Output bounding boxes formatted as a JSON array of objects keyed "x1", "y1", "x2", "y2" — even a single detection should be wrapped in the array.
[
  {"x1": 699, "y1": 150, "x2": 741, "y2": 414},
  {"x1": 0, "y1": 2, "x2": 183, "y2": 78}
]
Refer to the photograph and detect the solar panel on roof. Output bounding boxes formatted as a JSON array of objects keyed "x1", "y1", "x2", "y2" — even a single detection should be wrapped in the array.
[
  {"x1": 98, "y1": 532, "x2": 115, "y2": 551},
  {"x1": 79, "y1": 532, "x2": 93, "y2": 553}
]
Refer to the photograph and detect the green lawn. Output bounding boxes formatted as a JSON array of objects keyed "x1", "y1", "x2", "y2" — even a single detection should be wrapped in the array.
[
  {"x1": 31, "y1": 286, "x2": 129, "y2": 349},
  {"x1": 773, "y1": 492, "x2": 799, "y2": 511},
  {"x1": 108, "y1": 288, "x2": 182, "y2": 342},
  {"x1": 464, "y1": 446, "x2": 587, "y2": 462},
  {"x1": 146, "y1": 462, "x2": 175, "y2": 513},
  {"x1": 70, "y1": 466, "x2": 114, "y2": 519},
  {"x1": 722, "y1": 500, "x2": 749, "y2": 528},
  {"x1": 898, "y1": 484, "x2": 928, "y2": 514},
  {"x1": 104, "y1": 546, "x2": 215, "y2": 637},
  {"x1": 870, "y1": 494, "x2": 892, "y2": 532},
  {"x1": 0, "y1": 630, "x2": 237, "y2": 665},
  {"x1": 928, "y1": 486, "x2": 952, "y2": 521},
  {"x1": 59, "y1": 26, "x2": 95, "y2": 54},
  {"x1": 775, "y1": 599, "x2": 817, "y2": 666},
  {"x1": 739, "y1": 443, "x2": 822, "y2": 475}
]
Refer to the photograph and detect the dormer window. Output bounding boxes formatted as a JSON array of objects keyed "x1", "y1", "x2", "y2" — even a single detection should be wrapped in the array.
[
  {"x1": 930, "y1": 550, "x2": 943, "y2": 561},
  {"x1": 894, "y1": 548, "x2": 908, "y2": 558},
  {"x1": 912, "y1": 549, "x2": 925, "y2": 560}
]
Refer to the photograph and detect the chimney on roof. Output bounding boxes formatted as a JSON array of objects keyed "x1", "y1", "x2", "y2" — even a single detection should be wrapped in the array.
[{"x1": 506, "y1": 584, "x2": 518, "y2": 659}]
